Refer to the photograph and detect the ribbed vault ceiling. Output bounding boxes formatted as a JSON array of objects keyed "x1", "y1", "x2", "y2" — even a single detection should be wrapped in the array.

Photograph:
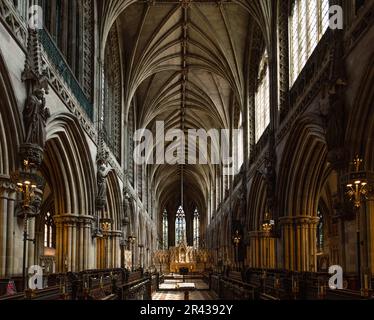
[{"x1": 103, "y1": 0, "x2": 270, "y2": 221}]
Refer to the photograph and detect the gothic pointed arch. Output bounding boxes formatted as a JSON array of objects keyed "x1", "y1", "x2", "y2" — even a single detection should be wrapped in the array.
[
  {"x1": 0, "y1": 49, "x2": 23, "y2": 175},
  {"x1": 44, "y1": 114, "x2": 96, "y2": 215},
  {"x1": 277, "y1": 115, "x2": 328, "y2": 271},
  {"x1": 42, "y1": 114, "x2": 96, "y2": 272}
]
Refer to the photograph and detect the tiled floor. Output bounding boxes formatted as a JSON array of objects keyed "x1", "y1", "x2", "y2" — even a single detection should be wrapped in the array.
[
  {"x1": 152, "y1": 278, "x2": 217, "y2": 300},
  {"x1": 152, "y1": 290, "x2": 216, "y2": 300},
  {"x1": 159, "y1": 279, "x2": 209, "y2": 290}
]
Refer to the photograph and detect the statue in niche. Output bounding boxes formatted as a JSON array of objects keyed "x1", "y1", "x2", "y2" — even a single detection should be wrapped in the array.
[
  {"x1": 97, "y1": 163, "x2": 108, "y2": 200},
  {"x1": 96, "y1": 151, "x2": 110, "y2": 210},
  {"x1": 23, "y1": 88, "x2": 50, "y2": 147}
]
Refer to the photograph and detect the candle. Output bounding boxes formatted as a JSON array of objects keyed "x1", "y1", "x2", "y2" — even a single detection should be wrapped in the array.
[{"x1": 364, "y1": 274, "x2": 368, "y2": 290}]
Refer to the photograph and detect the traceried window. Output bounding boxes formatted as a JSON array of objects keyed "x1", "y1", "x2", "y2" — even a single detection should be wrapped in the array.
[
  {"x1": 289, "y1": 0, "x2": 330, "y2": 86},
  {"x1": 255, "y1": 51, "x2": 270, "y2": 143},
  {"x1": 162, "y1": 210, "x2": 168, "y2": 250},
  {"x1": 233, "y1": 112, "x2": 244, "y2": 173},
  {"x1": 193, "y1": 209, "x2": 200, "y2": 249},
  {"x1": 175, "y1": 206, "x2": 186, "y2": 246},
  {"x1": 44, "y1": 212, "x2": 55, "y2": 248}
]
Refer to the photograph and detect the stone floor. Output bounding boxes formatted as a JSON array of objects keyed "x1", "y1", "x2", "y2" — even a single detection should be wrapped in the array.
[
  {"x1": 159, "y1": 279, "x2": 209, "y2": 290},
  {"x1": 152, "y1": 278, "x2": 217, "y2": 300},
  {"x1": 152, "y1": 290, "x2": 217, "y2": 300}
]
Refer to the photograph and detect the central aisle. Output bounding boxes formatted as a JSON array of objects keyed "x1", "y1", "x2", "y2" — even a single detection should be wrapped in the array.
[{"x1": 152, "y1": 277, "x2": 217, "y2": 300}]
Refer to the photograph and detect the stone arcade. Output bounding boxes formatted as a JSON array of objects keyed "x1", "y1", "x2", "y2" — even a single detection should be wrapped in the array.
[{"x1": 0, "y1": 0, "x2": 373, "y2": 301}]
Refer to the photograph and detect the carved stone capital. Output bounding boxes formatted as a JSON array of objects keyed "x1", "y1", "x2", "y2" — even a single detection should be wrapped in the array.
[
  {"x1": 78, "y1": 215, "x2": 95, "y2": 227},
  {"x1": 108, "y1": 230, "x2": 123, "y2": 238},
  {"x1": 54, "y1": 214, "x2": 80, "y2": 225},
  {"x1": 0, "y1": 175, "x2": 16, "y2": 194}
]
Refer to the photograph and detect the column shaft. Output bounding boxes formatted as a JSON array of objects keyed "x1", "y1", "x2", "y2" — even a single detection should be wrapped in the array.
[{"x1": 6, "y1": 197, "x2": 15, "y2": 275}]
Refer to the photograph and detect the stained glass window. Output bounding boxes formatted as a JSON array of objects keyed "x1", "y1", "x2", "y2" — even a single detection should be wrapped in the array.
[
  {"x1": 175, "y1": 206, "x2": 186, "y2": 245},
  {"x1": 289, "y1": 0, "x2": 330, "y2": 86},
  {"x1": 236, "y1": 113, "x2": 244, "y2": 173},
  {"x1": 255, "y1": 51, "x2": 270, "y2": 143},
  {"x1": 162, "y1": 210, "x2": 168, "y2": 250},
  {"x1": 193, "y1": 209, "x2": 200, "y2": 249},
  {"x1": 44, "y1": 212, "x2": 55, "y2": 248}
]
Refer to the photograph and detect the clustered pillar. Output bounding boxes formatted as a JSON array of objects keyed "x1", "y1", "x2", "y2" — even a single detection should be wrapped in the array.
[
  {"x1": 247, "y1": 232, "x2": 276, "y2": 269},
  {"x1": 280, "y1": 216, "x2": 319, "y2": 272},
  {"x1": 54, "y1": 215, "x2": 94, "y2": 272},
  {"x1": 0, "y1": 177, "x2": 16, "y2": 277}
]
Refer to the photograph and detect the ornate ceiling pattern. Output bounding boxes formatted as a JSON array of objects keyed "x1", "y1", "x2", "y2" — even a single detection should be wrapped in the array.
[{"x1": 99, "y1": 0, "x2": 271, "y2": 219}]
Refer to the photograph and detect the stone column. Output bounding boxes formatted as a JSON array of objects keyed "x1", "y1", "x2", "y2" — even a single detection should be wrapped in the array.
[
  {"x1": 71, "y1": 220, "x2": 77, "y2": 272},
  {"x1": 296, "y1": 223, "x2": 302, "y2": 271},
  {"x1": 84, "y1": 218, "x2": 92, "y2": 270},
  {"x1": 79, "y1": 220, "x2": 84, "y2": 271},
  {"x1": 27, "y1": 218, "x2": 36, "y2": 268},
  {"x1": 6, "y1": 194, "x2": 15, "y2": 276},
  {"x1": 112, "y1": 235, "x2": 117, "y2": 268},
  {"x1": 55, "y1": 218, "x2": 63, "y2": 272},
  {"x1": 139, "y1": 245, "x2": 144, "y2": 269},
  {"x1": 309, "y1": 218, "x2": 319, "y2": 272},
  {"x1": 67, "y1": 221, "x2": 72, "y2": 271},
  {"x1": 113, "y1": 231, "x2": 122, "y2": 268},
  {"x1": 260, "y1": 236, "x2": 265, "y2": 269},
  {"x1": 256, "y1": 237, "x2": 260, "y2": 268},
  {"x1": 280, "y1": 217, "x2": 293, "y2": 270},
  {"x1": 0, "y1": 178, "x2": 16, "y2": 276},
  {"x1": 366, "y1": 194, "x2": 374, "y2": 274},
  {"x1": 54, "y1": 214, "x2": 79, "y2": 272},
  {"x1": 108, "y1": 235, "x2": 112, "y2": 268},
  {"x1": 0, "y1": 189, "x2": 9, "y2": 276}
]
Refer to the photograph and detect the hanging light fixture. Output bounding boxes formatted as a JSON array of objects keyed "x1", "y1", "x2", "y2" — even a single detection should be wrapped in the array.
[
  {"x1": 345, "y1": 156, "x2": 370, "y2": 208},
  {"x1": 11, "y1": 159, "x2": 45, "y2": 290},
  {"x1": 262, "y1": 212, "x2": 275, "y2": 236},
  {"x1": 341, "y1": 155, "x2": 373, "y2": 294}
]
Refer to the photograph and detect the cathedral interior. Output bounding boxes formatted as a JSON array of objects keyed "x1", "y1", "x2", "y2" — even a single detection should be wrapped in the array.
[{"x1": 0, "y1": 0, "x2": 373, "y2": 301}]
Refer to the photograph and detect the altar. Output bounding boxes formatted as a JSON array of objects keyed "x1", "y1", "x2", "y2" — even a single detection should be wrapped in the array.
[{"x1": 154, "y1": 242, "x2": 211, "y2": 273}]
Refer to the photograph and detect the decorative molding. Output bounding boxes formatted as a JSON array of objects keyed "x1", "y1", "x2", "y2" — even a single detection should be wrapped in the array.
[
  {"x1": 0, "y1": 0, "x2": 27, "y2": 47},
  {"x1": 0, "y1": 175, "x2": 16, "y2": 193},
  {"x1": 54, "y1": 214, "x2": 81, "y2": 225},
  {"x1": 279, "y1": 216, "x2": 320, "y2": 226}
]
